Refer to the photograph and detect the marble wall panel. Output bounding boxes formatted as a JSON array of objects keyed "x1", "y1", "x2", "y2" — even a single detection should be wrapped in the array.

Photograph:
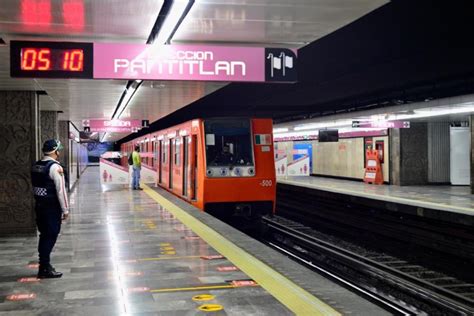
[
  {"x1": 389, "y1": 128, "x2": 401, "y2": 185},
  {"x1": 0, "y1": 91, "x2": 38, "y2": 235},
  {"x1": 400, "y1": 122, "x2": 428, "y2": 185},
  {"x1": 58, "y1": 121, "x2": 71, "y2": 190},
  {"x1": 471, "y1": 116, "x2": 474, "y2": 194},
  {"x1": 40, "y1": 111, "x2": 58, "y2": 145},
  {"x1": 390, "y1": 123, "x2": 428, "y2": 186},
  {"x1": 428, "y1": 122, "x2": 450, "y2": 183}
]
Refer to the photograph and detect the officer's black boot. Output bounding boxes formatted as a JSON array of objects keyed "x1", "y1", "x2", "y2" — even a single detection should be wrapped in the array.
[{"x1": 37, "y1": 264, "x2": 62, "y2": 279}]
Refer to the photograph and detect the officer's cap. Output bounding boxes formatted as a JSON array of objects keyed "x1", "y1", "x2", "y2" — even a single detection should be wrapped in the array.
[{"x1": 42, "y1": 139, "x2": 63, "y2": 154}]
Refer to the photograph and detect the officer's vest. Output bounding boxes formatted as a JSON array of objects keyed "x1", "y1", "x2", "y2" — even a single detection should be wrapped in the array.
[{"x1": 31, "y1": 160, "x2": 59, "y2": 201}]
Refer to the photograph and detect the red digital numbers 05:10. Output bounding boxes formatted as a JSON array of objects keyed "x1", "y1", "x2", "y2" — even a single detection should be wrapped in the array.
[{"x1": 21, "y1": 48, "x2": 84, "y2": 72}]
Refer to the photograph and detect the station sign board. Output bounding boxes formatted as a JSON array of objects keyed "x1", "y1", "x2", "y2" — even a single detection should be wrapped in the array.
[
  {"x1": 82, "y1": 119, "x2": 141, "y2": 133},
  {"x1": 352, "y1": 121, "x2": 410, "y2": 129},
  {"x1": 11, "y1": 41, "x2": 297, "y2": 83}
]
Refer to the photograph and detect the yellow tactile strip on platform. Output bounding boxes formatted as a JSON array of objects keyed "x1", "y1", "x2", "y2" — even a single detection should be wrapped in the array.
[{"x1": 143, "y1": 184, "x2": 341, "y2": 316}]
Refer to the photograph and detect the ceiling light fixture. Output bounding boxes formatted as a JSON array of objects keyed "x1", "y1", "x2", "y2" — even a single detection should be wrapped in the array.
[
  {"x1": 112, "y1": 80, "x2": 142, "y2": 120},
  {"x1": 389, "y1": 105, "x2": 474, "y2": 120},
  {"x1": 276, "y1": 103, "x2": 474, "y2": 141},
  {"x1": 273, "y1": 127, "x2": 289, "y2": 133},
  {"x1": 153, "y1": 0, "x2": 194, "y2": 45},
  {"x1": 294, "y1": 119, "x2": 354, "y2": 131},
  {"x1": 103, "y1": 0, "x2": 196, "y2": 142},
  {"x1": 274, "y1": 127, "x2": 387, "y2": 140}
]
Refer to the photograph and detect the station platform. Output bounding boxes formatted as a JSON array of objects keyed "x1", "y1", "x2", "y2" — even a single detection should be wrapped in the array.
[
  {"x1": 278, "y1": 176, "x2": 474, "y2": 225},
  {"x1": 0, "y1": 167, "x2": 389, "y2": 315}
]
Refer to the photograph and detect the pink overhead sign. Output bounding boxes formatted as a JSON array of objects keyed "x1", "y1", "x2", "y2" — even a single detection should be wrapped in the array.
[
  {"x1": 83, "y1": 119, "x2": 141, "y2": 133},
  {"x1": 93, "y1": 44, "x2": 297, "y2": 83}
]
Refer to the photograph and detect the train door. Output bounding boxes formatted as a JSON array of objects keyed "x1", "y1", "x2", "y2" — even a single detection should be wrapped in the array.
[
  {"x1": 183, "y1": 136, "x2": 189, "y2": 197},
  {"x1": 191, "y1": 135, "x2": 197, "y2": 200},
  {"x1": 146, "y1": 140, "x2": 151, "y2": 166},
  {"x1": 169, "y1": 139, "x2": 173, "y2": 189},
  {"x1": 151, "y1": 140, "x2": 156, "y2": 169},
  {"x1": 158, "y1": 140, "x2": 163, "y2": 183}
]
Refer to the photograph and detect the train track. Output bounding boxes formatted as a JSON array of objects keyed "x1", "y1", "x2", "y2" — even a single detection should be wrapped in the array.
[
  {"x1": 262, "y1": 215, "x2": 474, "y2": 315},
  {"x1": 276, "y1": 184, "x2": 474, "y2": 283}
]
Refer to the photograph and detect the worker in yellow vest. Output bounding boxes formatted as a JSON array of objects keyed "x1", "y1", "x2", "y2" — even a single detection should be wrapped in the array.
[{"x1": 132, "y1": 145, "x2": 142, "y2": 190}]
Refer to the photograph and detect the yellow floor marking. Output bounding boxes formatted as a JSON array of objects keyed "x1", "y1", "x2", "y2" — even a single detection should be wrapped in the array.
[
  {"x1": 138, "y1": 255, "x2": 201, "y2": 261},
  {"x1": 198, "y1": 304, "x2": 223, "y2": 312},
  {"x1": 143, "y1": 219, "x2": 157, "y2": 229},
  {"x1": 160, "y1": 251, "x2": 176, "y2": 255},
  {"x1": 160, "y1": 246, "x2": 174, "y2": 250},
  {"x1": 143, "y1": 184, "x2": 341, "y2": 316},
  {"x1": 192, "y1": 294, "x2": 215, "y2": 301},
  {"x1": 150, "y1": 284, "x2": 239, "y2": 293}
]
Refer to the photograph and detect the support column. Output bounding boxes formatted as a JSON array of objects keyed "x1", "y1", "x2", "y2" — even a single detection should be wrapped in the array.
[
  {"x1": 389, "y1": 128, "x2": 401, "y2": 185},
  {"x1": 58, "y1": 121, "x2": 71, "y2": 190},
  {"x1": 471, "y1": 115, "x2": 474, "y2": 194},
  {"x1": 389, "y1": 122, "x2": 428, "y2": 185},
  {"x1": 40, "y1": 110, "x2": 58, "y2": 145},
  {"x1": 0, "y1": 91, "x2": 39, "y2": 235}
]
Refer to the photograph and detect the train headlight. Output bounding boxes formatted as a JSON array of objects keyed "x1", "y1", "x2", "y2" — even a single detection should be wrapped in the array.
[
  {"x1": 206, "y1": 169, "x2": 213, "y2": 176},
  {"x1": 234, "y1": 168, "x2": 241, "y2": 176},
  {"x1": 248, "y1": 167, "x2": 255, "y2": 175}
]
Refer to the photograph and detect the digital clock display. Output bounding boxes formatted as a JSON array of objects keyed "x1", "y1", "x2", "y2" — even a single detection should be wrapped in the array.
[
  {"x1": 10, "y1": 41, "x2": 93, "y2": 79},
  {"x1": 21, "y1": 48, "x2": 84, "y2": 71}
]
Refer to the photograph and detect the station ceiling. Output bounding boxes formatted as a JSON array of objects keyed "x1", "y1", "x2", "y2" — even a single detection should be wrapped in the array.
[
  {"x1": 0, "y1": 0, "x2": 388, "y2": 141},
  {"x1": 131, "y1": 0, "x2": 474, "y2": 137},
  {"x1": 120, "y1": 0, "x2": 474, "y2": 144}
]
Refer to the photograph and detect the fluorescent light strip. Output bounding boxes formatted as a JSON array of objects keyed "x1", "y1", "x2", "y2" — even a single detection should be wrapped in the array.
[
  {"x1": 104, "y1": 1, "x2": 195, "y2": 143},
  {"x1": 154, "y1": 0, "x2": 191, "y2": 45},
  {"x1": 274, "y1": 127, "x2": 386, "y2": 139},
  {"x1": 389, "y1": 106, "x2": 474, "y2": 120},
  {"x1": 282, "y1": 104, "x2": 474, "y2": 137},
  {"x1": 273, "y1": 128, "x2": 289, "y2": 134},
  {"x1": 114, "y1": 87, "x2": 138, "y2": 120},
  {"x1": 294, "y1": 119, "x2": 354, "y2": 131}
]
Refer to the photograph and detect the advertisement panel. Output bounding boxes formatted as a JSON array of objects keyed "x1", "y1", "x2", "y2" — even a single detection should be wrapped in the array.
[
  {"x1": 275, "y1": 156, "x2": 288, "y2": 177},
  {"x1": 100, "y1": 158, "x2": 129, "y2": 184},
  {"x1": 287, "y1": 156, "x2": 310, "y2": 176},
  {"x1": 293, "y1": 143, "x2": 313, "y2": 170}
]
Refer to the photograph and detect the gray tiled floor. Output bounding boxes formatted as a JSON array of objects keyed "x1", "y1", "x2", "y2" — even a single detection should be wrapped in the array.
[
  {"x1": 279, "y1": 176, "x2": 474, "y2": 215},
  {"x1": 0, "y1": 167, "x2": 293, "y2": 315}
]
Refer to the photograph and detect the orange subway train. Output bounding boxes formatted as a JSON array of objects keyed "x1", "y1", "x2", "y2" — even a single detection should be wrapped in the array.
[{"x1": 120, "y1": 118, "x2": 276, "y2": 220}]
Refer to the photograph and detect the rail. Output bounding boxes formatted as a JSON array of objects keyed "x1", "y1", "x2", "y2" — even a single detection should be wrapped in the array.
[{"x1": 262, "y1": 216, "x2": 474, "y2": 315}]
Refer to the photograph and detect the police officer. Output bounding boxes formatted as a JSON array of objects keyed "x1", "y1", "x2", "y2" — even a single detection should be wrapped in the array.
[{"x1": 31, "y1": 139, "x2": 69, "y2": 278}]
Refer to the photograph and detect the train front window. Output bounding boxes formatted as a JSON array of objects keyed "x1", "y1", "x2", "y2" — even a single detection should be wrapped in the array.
[{"x1": 204, "y1": 119, "x2": 254, "y2": 167}]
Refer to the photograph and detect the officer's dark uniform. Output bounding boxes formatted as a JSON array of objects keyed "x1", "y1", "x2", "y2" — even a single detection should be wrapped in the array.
[{"x1": 31, "y1": 159, "x2": 63, "y2": 278}]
